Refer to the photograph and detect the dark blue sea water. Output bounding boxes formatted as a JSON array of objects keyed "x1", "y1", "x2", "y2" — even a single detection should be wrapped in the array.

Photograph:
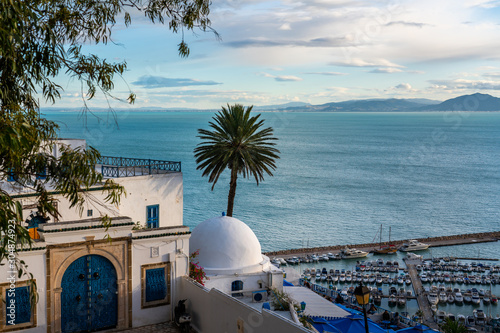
[{"x1": 45, "y1": 111, "x2": 500, "y2": 256}]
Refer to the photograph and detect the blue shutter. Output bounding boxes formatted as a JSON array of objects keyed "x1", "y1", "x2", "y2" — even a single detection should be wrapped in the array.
[
  {"x1": 231, "y1": 280, "x2": 243, "y2": 291},
  {"x1": 231, "y1": 280, "x2": 244, "y2": 296},
  {"x1": 36, "y1": 167, "x2": 47, "y2": 180},
  {"x1": 6, "y1": 286, "x2": 31, "y2": 325},
  {"x1": 145, "y1": 268, "x2": 167, "y2": 302},
  {"x1": 7, "y1": 169, "x2": 16, "y2": 182},
  {"x1": 146, "y1": 205, "x2": 159, "y2": 228}
]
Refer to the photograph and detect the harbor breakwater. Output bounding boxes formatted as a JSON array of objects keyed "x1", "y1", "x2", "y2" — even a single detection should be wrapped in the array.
[{"x1": 263, "y1": 231, "x2": 500, "y2": 257}]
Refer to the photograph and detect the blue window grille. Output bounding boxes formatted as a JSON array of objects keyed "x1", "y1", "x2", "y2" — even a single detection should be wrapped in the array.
[
  {"x1": 6, "y1": 286, "x2": 31, "y2": 325},
  {"x1": 146, "y1": 205, "x2": 159, "y2": 228},
  {"x1": 87, "y1": 209, "x2": 93, "y2": 217},
  {"x1": 231, "y1": 280, "x2": 244, "y2": 297},
  {"x1": 145, "y1": 268, "x2": 167, "y2": 302}
]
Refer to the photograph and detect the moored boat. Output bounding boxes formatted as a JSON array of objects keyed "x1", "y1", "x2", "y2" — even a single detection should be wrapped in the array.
[
  {"x1": 455, "y1": 292, "x2": 464, "y2": 305},
  {"x1": 399, "y1": 239, "x2": 430, "y2": 252},
  {"x1": 473, "y1": 309, "x2": 485, "y2": 325},
  {"x1": 428, "y1": 292, "x2": 439, "y2": 305},
  {"x1": 340, "y1": 247, "x2": 369, "y2": 259},
  {"x1": 471, "y1": 293, "x2": 481, "y2": 305},
  {"x1": 439, "y1": 292, "x2": 447, "y2": 304},
  {"x1": 436, "y1": 310, "x2": 446, "y2": 323},
  {"x1": 373, "y1": 226, "x2": 398, "y2": 254}
]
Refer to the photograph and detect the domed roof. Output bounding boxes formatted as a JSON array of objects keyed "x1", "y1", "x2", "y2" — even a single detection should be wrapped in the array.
[{"x1": 190, "y1": 215, "x2": 269, "y2": 275}]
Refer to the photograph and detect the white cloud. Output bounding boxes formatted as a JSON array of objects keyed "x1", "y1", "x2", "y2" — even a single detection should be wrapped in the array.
[
  {"x1": 428, "y1": 79, "x2": 500, "y2": 90},
  {"x1": 331, "y1": 58, "x2": 404, "y2": 68},
  {"x1": 395, "y1": 83, "x2": 413, "y2": 90},
  {"x1": 279, "y1": 23, "x2": 292, "y2": 30},
  {"x1": 304, "y1": 71, "x2": 348, "y2": 76},
  {"x1": 369, "y1": 68, "x2": 404, "y2": 73},
  {"x1": 260, "y1": 72, "x2": 303, "y2": 82},
  {"x1": 483, "y1": 72, "x2": 500, "y2": 78}
]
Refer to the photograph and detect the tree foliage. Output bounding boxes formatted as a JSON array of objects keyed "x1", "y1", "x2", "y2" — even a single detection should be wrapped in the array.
[
  {"x1": 440, "y1": 318, "x2": 468, "y2": 333},
  {"x1": 194, "y1": 104, "x2": 280, "y2": 216},
  {"x1": 0, "y1": 0, "x2": 216, "y2": 301},
  {"x1": 0, "y1": 0, "x2": 217, "y2": 112}
]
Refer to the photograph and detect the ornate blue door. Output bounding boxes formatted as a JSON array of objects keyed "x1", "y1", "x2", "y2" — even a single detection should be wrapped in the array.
[{"x1": 61, "y1": 255, "x2": 118, "y2": 332}]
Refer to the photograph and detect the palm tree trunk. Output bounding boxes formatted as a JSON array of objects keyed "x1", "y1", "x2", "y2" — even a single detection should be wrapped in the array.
[{"x1": 227, "y1": 167, "x2": 238, "y2": 216}]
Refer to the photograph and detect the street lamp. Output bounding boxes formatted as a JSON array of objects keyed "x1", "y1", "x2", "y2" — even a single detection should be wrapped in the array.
[{"x1": 354, "y1": 282, "x2": 370, "y2": 333}]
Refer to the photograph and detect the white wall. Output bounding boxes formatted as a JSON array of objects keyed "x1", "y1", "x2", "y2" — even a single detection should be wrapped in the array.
[
  {"x1": 115, "y1": 172, "x2": 183, "y2": 228},
  {"x1": 179, "y1": 278, "x2": 309, "y2": 333},
  {"x1": 17, "y1": 172, "x2": 183, "y2": 229},
  {"x1": 0, "y1": 250, "x2": 47, "y2": 333},
  {"x1": 130, "y1": 233, "x2": 190, "y2": 327},
  {"x1": 52, "y1": 139, "x2": 86, "y2": 158},
  {"x1": 204, "y1": 269, "x2": 284, "y2": 296}
]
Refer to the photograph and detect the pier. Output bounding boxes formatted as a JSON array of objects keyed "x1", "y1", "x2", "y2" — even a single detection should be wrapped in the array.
[
  {"x1": 404, "y1": 258, "x2": 439, "y2": 330},
  {"x1": 264, "y1": 231, "x2": 500, "y2": 258}
]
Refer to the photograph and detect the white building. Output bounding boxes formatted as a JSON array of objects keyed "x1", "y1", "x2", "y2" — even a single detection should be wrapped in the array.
[
  {"x1": 182, "y1": 215, "x2": 309, "y2": 333},
  {"x1": 1, "y1": 139, "x2": 189, "y2": 332}
]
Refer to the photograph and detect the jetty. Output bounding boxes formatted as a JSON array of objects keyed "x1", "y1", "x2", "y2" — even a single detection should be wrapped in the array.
[
  {"x1": 404, "y1": 258, "x2": 439, "y2": 330},
  {"x1": 264, "y1": 231, "x2": 500, "y2": 258}
]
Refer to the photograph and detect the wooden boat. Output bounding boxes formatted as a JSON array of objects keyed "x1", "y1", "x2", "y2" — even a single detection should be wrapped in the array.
[{"x1": 373, "y1": 225, "x2": 398, "y2": 254}]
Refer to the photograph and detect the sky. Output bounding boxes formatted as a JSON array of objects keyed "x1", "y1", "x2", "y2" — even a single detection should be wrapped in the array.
[{"x1": 43, "y1": 0, "x2": 500, "y2": 110}]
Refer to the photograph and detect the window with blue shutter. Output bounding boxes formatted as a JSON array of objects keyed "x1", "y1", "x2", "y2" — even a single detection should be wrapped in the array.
[
  {"x1": 5, "y1": 286, "x2": 31, "y2": 325},
  {"x1": 145, "y1": 268, "x2": 166, "y2": 302},
  {"x1": 146, "y1": 205, "x2": 159, "y2": 228},
  {"x1": 141, "y1": 263, "x2": 170, "y2": 308},
  {"x1": 36, "y1": 167, "x2": 47, "y2": 180},
  {"x1": 7, "y1": 169, "x2": 16, "y2": 182},
  {"x1": 231, "y1": 280, "x2": 244, "y2": 297}
]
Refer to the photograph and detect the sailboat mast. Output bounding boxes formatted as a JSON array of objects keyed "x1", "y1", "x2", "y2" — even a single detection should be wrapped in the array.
[
  {"x1": 389, "y1": 226, "x2": 391, "y2": 243},
  {"x1": 380, "y1": 224, "x2": 383, "y2": 248}
]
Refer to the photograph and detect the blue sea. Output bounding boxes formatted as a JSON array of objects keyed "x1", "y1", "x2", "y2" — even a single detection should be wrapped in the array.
[{"x1": 45, "y1": 111, "x2": 500, "y2": 257}]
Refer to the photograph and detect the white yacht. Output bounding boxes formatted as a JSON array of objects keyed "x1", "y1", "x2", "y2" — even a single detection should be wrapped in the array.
[
  {"x1": 399, "y1": 239, "x2": 430, "y2": 252},
  {"x1": 340, "y1": 247, "x2": 369, "y2": 259},
  {"x1": 436, "y1": 310, "x2": 446, "y2": 323},
  {"x1": 471, "y1": 293, "x2": 481, "y2": 305},
  {"x1": 455, "y1": 292, "x2": 464, "y2": 305},
  {"x1": 428, "y1": 292, "x2": 439, "y2": 305},
  {"x1": 473, "y1": 309, "x2": 486, "y2": 325}
]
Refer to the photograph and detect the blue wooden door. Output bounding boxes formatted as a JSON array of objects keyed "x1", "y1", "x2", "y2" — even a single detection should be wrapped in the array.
[
  {"x1": 61, "y1": 255, "x2": 118, "y2": 332},
  {"x1": 147, "y1": 205, "x2": 159, "y2": 228}
]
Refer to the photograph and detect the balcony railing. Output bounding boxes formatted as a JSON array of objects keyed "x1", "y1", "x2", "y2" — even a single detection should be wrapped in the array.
[{"x1": 97, "y1": 156, "x2": 181, "y2": 178}]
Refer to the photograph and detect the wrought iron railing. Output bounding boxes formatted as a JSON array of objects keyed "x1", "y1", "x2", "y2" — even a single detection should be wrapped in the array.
[{"x1": 97, "y1": 156, "x2": 181, "y2": 178}]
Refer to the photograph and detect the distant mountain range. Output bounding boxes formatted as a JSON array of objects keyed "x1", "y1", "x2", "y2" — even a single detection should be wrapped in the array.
[
  {"x1": 274, "y1": 93, "x2": 500, "y2": 112},
  {"x1": 41, "y1": 93, "x2": 500, "y2": 113}
]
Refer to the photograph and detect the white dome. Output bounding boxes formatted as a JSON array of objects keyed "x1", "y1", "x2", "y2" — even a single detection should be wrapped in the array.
[{"x1": 190, "y1": 215, "x2": 269, "y2": 275}]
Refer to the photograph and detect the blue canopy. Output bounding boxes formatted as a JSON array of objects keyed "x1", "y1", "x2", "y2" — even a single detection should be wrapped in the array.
[
  {"x1": 328, "y1": 314, "x2": 387, "y2": 333},
  {"x1": 311, "y1": 317, "x2": 343, "y2": 333},
  {"x1": 334, "y1": 304, "x2": 362, "y2": 315},
  {"x1": 283, "y1": 279, "x2": 294, "y2": 287},
  {"x1": 397, "y1": 324, "x2": 440, "y2": 333}
]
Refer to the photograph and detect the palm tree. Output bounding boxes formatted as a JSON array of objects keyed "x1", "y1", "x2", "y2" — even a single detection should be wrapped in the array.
[
  {"x1": 440, "y1": 318, "x2": 468, "y2": 333},
  {"x1": 194, "y1": 104, "x2": 280, "y2": 217}
]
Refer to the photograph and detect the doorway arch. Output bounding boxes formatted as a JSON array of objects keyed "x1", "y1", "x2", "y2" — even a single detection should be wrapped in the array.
[{"x1": 60, "y1": 255, "x2": 118, "y2": 332}]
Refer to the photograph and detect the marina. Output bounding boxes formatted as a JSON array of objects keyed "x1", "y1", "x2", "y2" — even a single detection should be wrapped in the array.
[{"x1": 278, "y1": 242, "x2": 500, "y2": 330}]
